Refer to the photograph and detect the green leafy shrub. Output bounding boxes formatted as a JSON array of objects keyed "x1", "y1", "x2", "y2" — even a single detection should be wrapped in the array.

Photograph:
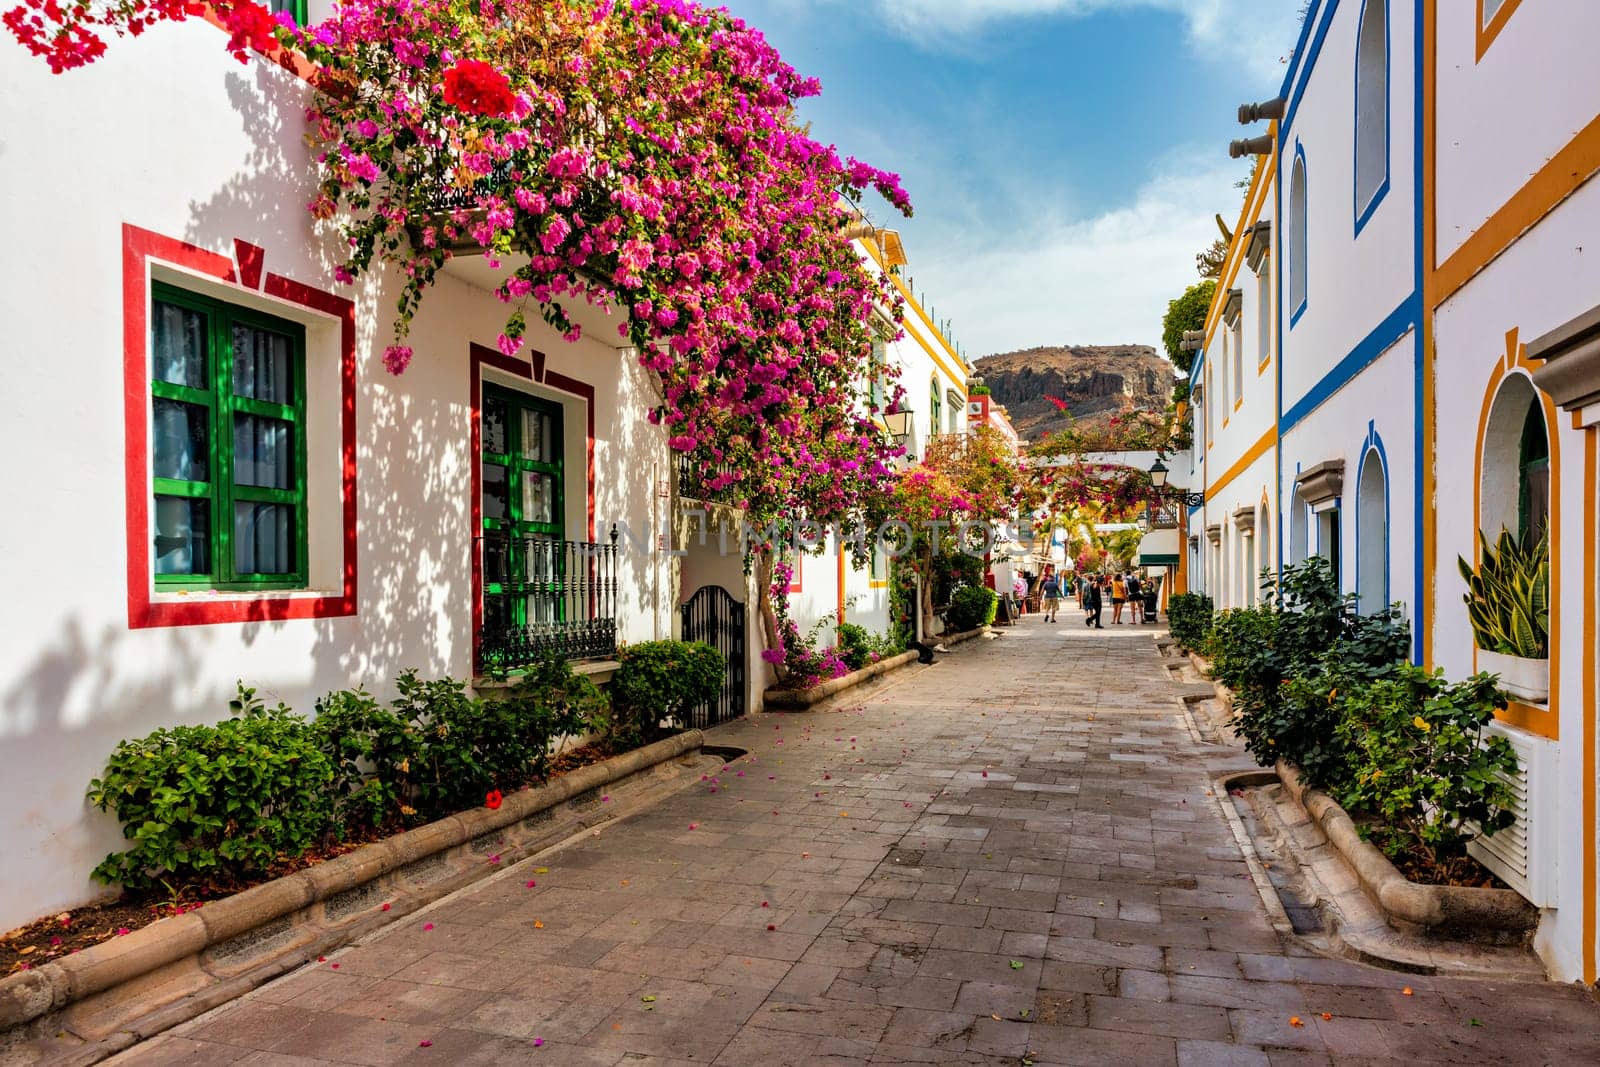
[
  {"x1": 87, "y1": 685, "x2": 337, "y2": 892},
  {"x1": 946, "y1": 585, "x2": 998, "y2": 632},
  {"x1": 1459, "y1": 527, "x2": 1549, "y2": 658},
  {"x1": 1166, "y1": 592, "x2": 1213, "y2": 651},
  {"x1": 1210, "y1": 558, "x2": 1411, "y2": 787},
  {"x1": 610, "y1": 640, "x2": 723, "y2": 747},
  {"x1": 834, "y1": 623, "x2": 875, "y2": 671},
  {"x1": 314, "y1": 685, "x2": 424, "y2": 831},
  {"x1": 1334, "y1": 666, "x2": 1519, "y2": 868}
]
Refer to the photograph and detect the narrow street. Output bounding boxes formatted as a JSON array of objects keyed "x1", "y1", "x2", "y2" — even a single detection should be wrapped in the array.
[{"x1": 112, "y1": 622, "x2": 1600, "y2": 1066}]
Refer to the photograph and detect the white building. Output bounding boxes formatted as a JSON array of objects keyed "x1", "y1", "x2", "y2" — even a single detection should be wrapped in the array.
[{"x1": 1202, "y1": 0, "x2": 1600, "y2": 984}]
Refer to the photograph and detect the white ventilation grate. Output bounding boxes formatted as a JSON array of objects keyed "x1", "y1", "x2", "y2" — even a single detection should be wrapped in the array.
[{"x1": 1468, "y1": 728, "x2": 1538, "y2": 902}]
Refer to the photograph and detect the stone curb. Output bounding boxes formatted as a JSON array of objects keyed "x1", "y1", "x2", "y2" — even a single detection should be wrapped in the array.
[
  {"x1": 0, "y1": 731, "x2": 709, "y2": 1062},
  {"x1": 762, "y1": 627, "x2": 989, "y2": 709},
  {"x1": 1274, "y1": 760, "x2": 1537, "y2": 941}
]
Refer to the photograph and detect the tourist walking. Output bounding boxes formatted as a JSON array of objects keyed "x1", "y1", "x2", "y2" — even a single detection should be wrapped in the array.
[
  {"x1": 1127, "y1": 572, "x2": 1143, "y2": 624},
  {"x1": 1040, "y1": 567, "x2": 1061, "y2": 623},
  {"x1": 1110, "y1": 573, "x2": 1127, "y2": 623},
  {"x1": 1083, "y1": 576, "x2": 1104, "y2": 629}
]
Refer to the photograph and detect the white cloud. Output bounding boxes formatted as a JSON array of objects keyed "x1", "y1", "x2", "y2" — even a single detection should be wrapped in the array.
[
  {"x1": 862, "y1": 0, "x2": 1300, "y2": 84},
  {"x1": 900, "y1": 159, "x2": 1243, "y2": 357}
]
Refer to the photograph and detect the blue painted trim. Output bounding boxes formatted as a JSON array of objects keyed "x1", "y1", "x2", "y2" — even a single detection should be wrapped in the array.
[
  {"x1": 1281, "y1": 292, "x2": 1419, "y2": 432},
  {"x1": 1282, "y1": 0, "x2": 1342, "y2": 137},
  {"x1": 1289, "y1": 142, "x2": 1310, "y2": 328},
  {"x1": 1280, "y1": 0, "x2": 1326, "y2": 103},
  {"x1": 1354, "y1": 421, "x2": 1391, "y2": 614},
  {"x1": 1275, "y1": 136, "x2": 1285, "y2": 584},
  {"x1": 1410, "y1": 0, "x2": 1425, "y2": 666},
  {"x1": 1352, "y1": 0, "x2": 1392, "y2": 237}
]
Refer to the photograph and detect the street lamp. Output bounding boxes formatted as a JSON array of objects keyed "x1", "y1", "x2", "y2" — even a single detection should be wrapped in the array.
[
  {"x1": 1149, "y1": 457, "x2": 1204, "y2": 509},
  {"x1": 882, "y1": 409, "x2": 913, "y2": 440}
]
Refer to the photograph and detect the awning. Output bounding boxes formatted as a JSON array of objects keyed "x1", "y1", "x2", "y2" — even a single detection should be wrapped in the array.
[{"x1": 1135, "y1": 528, "x2": 1180, "y2": 568}]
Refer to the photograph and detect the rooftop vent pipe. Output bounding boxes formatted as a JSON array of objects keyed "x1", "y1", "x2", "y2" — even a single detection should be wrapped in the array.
[
  {"x1": 1238, "y1": 97, "x2": 1287, "y2": 124},
  {"x1": 1229, "y1": 135, "x2": 1274, "y2": 159}
]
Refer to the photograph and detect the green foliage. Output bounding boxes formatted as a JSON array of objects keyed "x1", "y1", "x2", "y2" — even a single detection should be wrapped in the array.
[
  {"x1": 87, "y1": 685, "x2": 337, "y2": 892},
  {"x1": 1334, "y1": 666, "x2": 1519, "y2": 866},
  {"x1": 1458, "y1": 527, "x2": 1549, "y2": 658},
  {"x1": 1166, "y1": 592, "x2": 1213, "y2": 651},
  {"x1": 889, "y1": 558, "x2": 918, "y2": 650},
  {"x1": 932, "y1": 551, "x2": 986, "y2": 611},
  {"x1": 968, "y1": 383, "x2": 991, "y2": 396},
  {"x1": 1161, "y1": 279, "x2": 1216, "y2": 377},
  {"x1": 610, "y1": 640, "x2": 723, "y2": 747},
  {"x1": 947, "y1": 585, "x2": 999, "y2": 632},
  {"x1": 89, "y1": 662, "x2": 626, "y2": 892},
  {"x1": 834, "y1": 622, "x2": 902, "y2": 671},
  {"x1": 1209, "y1": 558, "x2": 1411, "y2": 788},
  {"x1": 313, "y1": 685, "x2": 423, "y2": 832}
]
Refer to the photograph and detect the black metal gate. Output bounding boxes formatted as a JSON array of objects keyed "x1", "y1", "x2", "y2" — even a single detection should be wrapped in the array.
[{"x1": 680, "y1": 585, "x2": 746, "y2": 729}]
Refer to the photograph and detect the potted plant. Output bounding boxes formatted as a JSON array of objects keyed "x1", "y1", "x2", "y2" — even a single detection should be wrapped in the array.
[{"x1": 1458, "y1": 527, "x2": 1550, "y2": 703}]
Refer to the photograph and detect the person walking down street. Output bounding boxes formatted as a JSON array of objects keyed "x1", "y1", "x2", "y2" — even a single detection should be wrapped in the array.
[
  {"x1": 1127, "y1": 572, "x2": 1143, "y2": 624},
  {"x1": 1110, "y1": 573, "x2": 1127, "y2": 624},
  {"x1": 1040, "y1": 568, "x2": 1061, "y2": 623},
  {"x1": 1083, "y1": 577, "x2": 1104, "y2": 629}
]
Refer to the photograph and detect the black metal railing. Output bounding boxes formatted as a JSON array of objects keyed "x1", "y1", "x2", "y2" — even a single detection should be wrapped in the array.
[
  {"x1": 675, "y1": 453, "x2": 741, "y2": 506},
  {"x1": 477, "y1": 532, "x2": 619, "y2": 673},
  {"x1": 1148, "y1": 503, "x2": 1180, "y2": 529}
]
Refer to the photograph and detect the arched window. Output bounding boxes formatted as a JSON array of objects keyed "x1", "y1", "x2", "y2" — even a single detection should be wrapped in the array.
[
  {"x1": 1257, "y1": 502, "x2": 1272, "y2": 596},
  {"x1": 929, "y1": 377, "x2": 941, "y2": 438},
  {"x1": 1355, "y1": 0, "x2": 1389, "y2": 225},
  {"x1": 1481, "y1": 374, "x2": 1550, "y2": 544},
  {"x1": 1356, "y1": 445, "x2": 1388, "y2": 612},
  {"x1": 1289, "y1": 149, "x2": 1308, "y2": 321},
  {"x1": 1290, "y1": 485, "x2": 1310, "y2": 565}
]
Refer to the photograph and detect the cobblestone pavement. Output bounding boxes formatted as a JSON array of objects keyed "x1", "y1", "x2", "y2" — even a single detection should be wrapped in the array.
[{"x1": 114, "y1": 622, "x2": 1600, "y2": 1066}]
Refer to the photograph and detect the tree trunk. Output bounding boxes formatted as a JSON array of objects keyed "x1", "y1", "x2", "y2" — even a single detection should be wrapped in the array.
[
  {"x1": 920, "y1": 544, "x2": 937, "y2": 640},
  {"x1": 754, "y1": 548, "x2": 781, "y2": 655}
]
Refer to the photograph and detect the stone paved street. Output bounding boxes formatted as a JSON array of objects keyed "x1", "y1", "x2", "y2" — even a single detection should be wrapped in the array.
[{"x1": 111, "y1": 622, "x2": 1600, "y2": 1065}]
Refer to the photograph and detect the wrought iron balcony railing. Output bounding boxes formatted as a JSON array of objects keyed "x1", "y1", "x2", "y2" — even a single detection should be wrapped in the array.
[
  {"x1": 675, "y1": 453, "x2": 742, "y2": 507},
  {"x1": 477, "y1": 531, "x2": 619, "y2": 673}
]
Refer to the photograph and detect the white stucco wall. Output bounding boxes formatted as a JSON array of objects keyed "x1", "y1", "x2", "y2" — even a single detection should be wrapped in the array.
[{"x1": 0, "y1": 21, "x2": 669, "y2": 930}]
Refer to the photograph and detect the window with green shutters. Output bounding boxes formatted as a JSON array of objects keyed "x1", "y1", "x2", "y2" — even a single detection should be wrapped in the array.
[
  {"x1": 480, "y1": 385, "x2": 566, "y2": 637},
  {"x1": 150, "y1": 283, "x2": 308, "y2": 590}
]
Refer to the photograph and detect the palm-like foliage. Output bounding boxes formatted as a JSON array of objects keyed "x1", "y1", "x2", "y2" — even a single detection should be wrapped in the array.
[{"x1": 1458, "y1": 527, "x2": 1549, "y2": 659}]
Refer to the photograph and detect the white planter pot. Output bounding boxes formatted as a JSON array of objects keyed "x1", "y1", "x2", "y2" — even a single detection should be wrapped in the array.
[{"x1": 1479, "y1": 649, "x2": 1550, "y2": 704}]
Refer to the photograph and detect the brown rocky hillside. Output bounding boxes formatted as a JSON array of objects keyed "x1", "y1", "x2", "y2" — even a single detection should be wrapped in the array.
[{"x1": 974, "y1": 344, "x2": 1175, "y2": 443}]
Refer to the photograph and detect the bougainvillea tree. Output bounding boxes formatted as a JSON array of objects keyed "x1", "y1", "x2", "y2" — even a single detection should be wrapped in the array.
[
  {"x1": 891, "y1": 427, "x2": 1024, "y2": 637},
  {"x1": 8, "y1": 0, "x2": 916, "y2": 661}
]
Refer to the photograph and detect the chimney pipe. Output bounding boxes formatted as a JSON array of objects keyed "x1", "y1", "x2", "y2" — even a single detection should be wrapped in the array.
[
  {"x1": 1229, "y1": 135, "x2": 1275, "y2": 159},
  {"x1": 1237, "y1": 97, "x2": 1287, "y2": 124}
]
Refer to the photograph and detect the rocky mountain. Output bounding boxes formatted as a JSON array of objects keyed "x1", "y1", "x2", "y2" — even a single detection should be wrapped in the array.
[{"x1": 973, "y1": 344, "x2": 1175, "y2": 444}]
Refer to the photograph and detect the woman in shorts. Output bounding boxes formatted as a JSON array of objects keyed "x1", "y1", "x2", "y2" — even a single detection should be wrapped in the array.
[{"x1": 1110, "y1": 574, "x2": 1127, "y2": 624}]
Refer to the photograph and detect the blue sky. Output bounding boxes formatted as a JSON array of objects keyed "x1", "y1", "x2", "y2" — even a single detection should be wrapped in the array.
[{"x1": 720, "y1": 0, "x2": 1304, "y2": 358}]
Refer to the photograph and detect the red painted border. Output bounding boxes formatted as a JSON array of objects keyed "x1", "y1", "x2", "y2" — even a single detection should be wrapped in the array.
[
  {"x1": 467, "y1": 343, "x2": 597, "y2": 668},
  {"x1": 123, "y1": 223, "x2": 358, "y2": 628}
]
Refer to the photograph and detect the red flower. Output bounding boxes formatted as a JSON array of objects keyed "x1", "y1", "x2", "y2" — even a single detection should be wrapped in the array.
[
  {"x1": 442, "y1": 59, "x2": 516, "y2": 117},
  {"x1": 218, "y1": 1, "x2": 277, "y2": 65},
  {"x1": 485, "y1": 790, "x2": 504, "y2": 810}
]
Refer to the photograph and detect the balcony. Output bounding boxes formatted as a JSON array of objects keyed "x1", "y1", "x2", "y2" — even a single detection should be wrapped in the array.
[
  {"x1": 477, "y1": 532, "x2": 619, "y2": 673},
  {"x1": 675, "y1": 453, "x2": 743, "y2": 509}
]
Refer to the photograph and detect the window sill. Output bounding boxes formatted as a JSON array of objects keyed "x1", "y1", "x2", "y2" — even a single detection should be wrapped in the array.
[{"x1": 151, "y1": 586, "x2": 340, "y2": 603}]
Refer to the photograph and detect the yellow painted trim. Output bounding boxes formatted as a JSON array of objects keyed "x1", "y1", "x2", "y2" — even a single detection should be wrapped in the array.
[
  {"x1": 1583, "y1": 428, "x2": 1597, "y2": 984},
  {"x1": 1475, "y1": 0, "x2": 1523, "y2": 62},
  {"x1": 1204, "y1": 137, "x2": 1278, "y2": 346},
  {"x1": 1205, "y1": 428, "x2": 1277, "y2": 503},
  {"x1": 837, "y1": 550, "x2": 847, "y2": 628},
  {"x1": 1470, "y1": 332, "x2": 1560, "y2": 742},
  {"x1": 859, "y1": 238, "x2": 969, "y2": 392},
  {"x1": 1234, "y1": 397, "x2": 1244, "y2": 413},
  {"x1": 1435, "y1": 109, "x2": 1600, "y2": 305}
]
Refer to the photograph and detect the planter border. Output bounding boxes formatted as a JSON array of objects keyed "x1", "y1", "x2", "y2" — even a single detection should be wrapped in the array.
[
  {"x1": 1273, "y1": 761, "x2": 1536, "y2": 940},
  {"x1": 0, "y1": 731, "x2": 712, "y2": 1063},
  {"x1": 763, "y1": 626, "x2": 988, "y2": 710}
]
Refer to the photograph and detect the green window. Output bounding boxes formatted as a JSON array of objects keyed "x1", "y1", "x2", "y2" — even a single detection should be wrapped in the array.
[
  {"x1": 929, "y1": 377, "x2": 941, "y2": 436},
  {"x1": 265, "y1": 0, "x2": 307, "y2": 25},
  {"x1": 480, "y1": 385, "x2": 566, "y2": 636},
  {"x1": 869, "y1": 339, "x2": 886, "y2": 412},
  {"x1": 150, "y1": 283, "x2": 307, "y2": 590}
]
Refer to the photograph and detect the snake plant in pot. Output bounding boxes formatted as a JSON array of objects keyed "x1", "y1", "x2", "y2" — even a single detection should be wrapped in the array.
[{"x1": 1458, "y1": 527, "x2": 1550, "y2": 703}]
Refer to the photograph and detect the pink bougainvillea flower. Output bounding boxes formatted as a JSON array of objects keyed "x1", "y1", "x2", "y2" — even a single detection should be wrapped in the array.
[
  {"x1": 533, "y1": 1037, "x2": 544, "y2": 1048},
  {"x1": 419, "y1": 1039, "x2": 433, "y2": 1047},
  {"x1": 423, "y1": 922, "x2": 435, "y2": 931},
  {"x1": 380, "y1": 902, "x2": 391, "y2": 912},
  {"x1": 488, "y1": 854, "x2": 502, "y2": 864},
  {"x1": 116, "y1": 927, "x2": 130, "y2": 936},
  {"x1": 525, "y1": 880, "x2": 537, "y2": 888},
  {"x1": 687, "y1": 823, "x2": 699, "y2": 830},
  {"x1": 485, "y1": 790, "x2": 504, "y2": 810}
]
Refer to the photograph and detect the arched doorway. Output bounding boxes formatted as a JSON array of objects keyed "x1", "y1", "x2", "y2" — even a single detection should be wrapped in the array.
[{"x1": 1357, "y1": 445, "x2": 1388, "y2": 612}]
